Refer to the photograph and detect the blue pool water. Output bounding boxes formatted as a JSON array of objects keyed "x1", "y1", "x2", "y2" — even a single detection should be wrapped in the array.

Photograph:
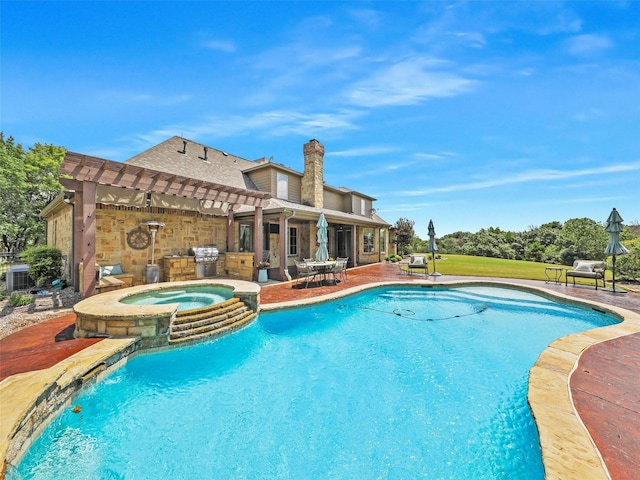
[
  {"x1": 13, "y1": 286, "x2": 618, "y2": 479},
  {"x1": 120, "y1": 285, "x2": 232, "y2": 311}
]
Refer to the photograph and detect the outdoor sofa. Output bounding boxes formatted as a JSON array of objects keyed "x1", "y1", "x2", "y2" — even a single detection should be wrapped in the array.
[{"x1": 565, "y1": 260, "x2": 606, "y2": 289}]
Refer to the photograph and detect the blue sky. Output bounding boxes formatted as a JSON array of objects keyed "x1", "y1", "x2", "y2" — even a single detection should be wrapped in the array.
[{"x1": 2, "y1": 1, "x2": 639, "y2": 237}]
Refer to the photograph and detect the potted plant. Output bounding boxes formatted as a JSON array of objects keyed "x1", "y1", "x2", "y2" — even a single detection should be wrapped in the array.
[{"x1": 257, "y1": 261, "x2": 270, "y2": 283}]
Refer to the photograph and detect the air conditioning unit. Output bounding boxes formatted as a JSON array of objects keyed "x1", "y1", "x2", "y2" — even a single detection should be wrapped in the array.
[{"x1": 6, "y1": 264, "x2": 35, "y2": 292}]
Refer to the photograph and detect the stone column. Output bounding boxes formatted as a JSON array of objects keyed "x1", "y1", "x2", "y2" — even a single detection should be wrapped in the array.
[{"x1": 301, "y1": 139, "x2": 324, "y2": 208}]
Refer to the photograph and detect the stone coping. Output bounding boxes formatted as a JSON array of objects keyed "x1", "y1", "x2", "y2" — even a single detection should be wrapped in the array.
[
  {"x1": 0, "y1": 338, "x2": 139, "y2": 471},
  {"x1": 2, "y1": 279, "x2": 639, "y2": 479},
  {"x1": 74, "y1": 279, "x2": 260, "y2": 320}
]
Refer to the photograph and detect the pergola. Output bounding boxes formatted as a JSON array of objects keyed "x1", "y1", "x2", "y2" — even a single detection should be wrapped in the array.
[{"x1": 59, "y1": 152, "x2": 271, "y2": 297}]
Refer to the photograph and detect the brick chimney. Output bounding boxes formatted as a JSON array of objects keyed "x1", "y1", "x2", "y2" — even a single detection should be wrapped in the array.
[{"x1": 301, "y1": 139, "x2": 324, "y2": 208}]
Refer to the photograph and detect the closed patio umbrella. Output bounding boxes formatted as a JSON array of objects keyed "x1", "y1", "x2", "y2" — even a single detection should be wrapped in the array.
[
  {"x1": 604, "y1": 207, "x2": 629, "y2": 293},
  {"x1": 315, "y1": 213, "x2": 329, "y2": 262},
  {"x1": 427, "y1": 219, "x2": 441, "y2": 276}
]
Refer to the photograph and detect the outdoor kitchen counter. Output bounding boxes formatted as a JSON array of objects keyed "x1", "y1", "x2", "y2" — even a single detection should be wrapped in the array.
[
  {"x1": 163, "y1": 255, "x2": 197, "y2": 282},
  {"x1": 163, "y1": 254, "x2": 227, "y2": 282}
]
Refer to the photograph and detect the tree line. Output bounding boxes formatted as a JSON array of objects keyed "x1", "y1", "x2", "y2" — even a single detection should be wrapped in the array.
[{"x1": 393, "y1": 217, "x2": 640, "y2": 282}]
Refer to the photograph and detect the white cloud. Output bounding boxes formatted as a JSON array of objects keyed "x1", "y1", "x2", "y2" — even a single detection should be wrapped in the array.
[
  {"x1": 96, "y1": 91, "x2": 191, "y2": 107},
  {"x1": 347, "y1": 8, "x2": 382, "y2": 28},
  {"x1": 202, "y1": 39, "x2": 236, "y2": 53},
  {"x1": 566, "y1": 34, "x2": 614, "y2": 56},
  {"x1": 127, "y1": 110, "x2": 363, "y2": 150},
  {"x1": 403, "y1": 162, "x2": 640, "y2": 196},
  {"x1": 345, "y1": 57, "x2": 478, "y2": 107},
  {"x1": 572, "y1": 108, "x2": 605, "y2": 122},
  {"x1": 331, "y1": 146, "x2": 401, "y2": 157},
  {"x1": 454, "y1": 31, "x2": 486, "y2": 49}
]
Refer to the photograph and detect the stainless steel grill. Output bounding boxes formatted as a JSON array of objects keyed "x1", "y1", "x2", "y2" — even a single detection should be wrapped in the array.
[{"x1": 192, "y1": 246, "x2": 219, "y2": 263}]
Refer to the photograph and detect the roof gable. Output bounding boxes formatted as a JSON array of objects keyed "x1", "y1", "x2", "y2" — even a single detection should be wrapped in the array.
[{"x1": 126, "y1": 137, "x2": 259, "y2": 191}]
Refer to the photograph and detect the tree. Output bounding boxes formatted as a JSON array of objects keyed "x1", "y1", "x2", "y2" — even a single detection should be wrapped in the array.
[
  {"x1": 0, "y1": 134, "x2": 65, "y2": 252},
  {"x1": 461, "y1": 228, "x2": 516, "y2": 259},
  {"x1": 438, "y1": 231, "x2": 471, "y2": 254},
  {"x1": 393, "y1": 217, "x2": 415, "y2": 256},
  {"x1": 557, "y1": 217, "x2": 608, "y2": 265},
  {"x1": 616, "y1": 237, "x2": 640, "y2": 282}
]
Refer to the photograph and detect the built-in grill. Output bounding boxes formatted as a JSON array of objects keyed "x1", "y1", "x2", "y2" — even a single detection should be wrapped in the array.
[
  {"x1": 192, "y1": 246, "x2": 219, "y2": 263},
  {"x1": 191, "y1": 246, "x2": 219, "y2": 278}
]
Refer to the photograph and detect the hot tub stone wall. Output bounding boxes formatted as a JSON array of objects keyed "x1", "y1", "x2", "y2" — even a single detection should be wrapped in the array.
[{"x1": 73, "y1": 280, "x2": 260, "y2": 350}]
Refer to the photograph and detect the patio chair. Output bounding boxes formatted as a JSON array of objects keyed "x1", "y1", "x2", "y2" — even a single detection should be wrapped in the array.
[
  {"x1": 333, "y1": 257, "x2": 348, "y2": 283},
  {"x1": 407, "y1": 255, "x2": 427, "y2": 275},
  {"x1": 295, "y1": 260, "x2": 321, "y2": 288}
]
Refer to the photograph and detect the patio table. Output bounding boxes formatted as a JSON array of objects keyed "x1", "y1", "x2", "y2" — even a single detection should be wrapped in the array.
[{"x1": 306, "y1": 261, "x2": 337, "y2": 286}]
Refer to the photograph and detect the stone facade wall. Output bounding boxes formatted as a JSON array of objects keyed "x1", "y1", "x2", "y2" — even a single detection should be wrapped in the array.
[
  {"x1": 47, "y1": 206, "x2": 74, "y2": 281},
  {"x1": 301, "y1": 139, "x2": 324, "y2": 208},
  {"x1": 95, "y1": 206, "x2": 227, "y2": 285},
  {"x1": 224, "y1": 252, "x2": 255, "y2": 281}
]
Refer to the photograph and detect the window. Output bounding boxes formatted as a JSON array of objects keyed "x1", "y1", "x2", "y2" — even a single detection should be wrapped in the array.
[
  {"x1": 277, "y1": 173, "x2": 288, "y2": 200},
  {"x1": 239, "y1": 224, "x2": 253, "y2": 252},
  {"x1": 360, "y1": 199, "x2": 366, "y2": 216},
  {"x1": 363, "y1": 228, "x2": 374, "y2": 254},
  {"x1": 379, "y1": 229, "x2": 386, "y2": 254},
  {"x1": 289, "y1": 227, "x2": 298, "y2": 255}
]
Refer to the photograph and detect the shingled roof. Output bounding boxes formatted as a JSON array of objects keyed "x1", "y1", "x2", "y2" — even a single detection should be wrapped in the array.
[{"x1": 126, "y1": 136, "x2": 261, "y2": 191}]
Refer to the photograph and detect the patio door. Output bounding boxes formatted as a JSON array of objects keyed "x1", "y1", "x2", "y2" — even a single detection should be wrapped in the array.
[{"x1": 336, "y1": 227, "x2": 352, "y2": 266}]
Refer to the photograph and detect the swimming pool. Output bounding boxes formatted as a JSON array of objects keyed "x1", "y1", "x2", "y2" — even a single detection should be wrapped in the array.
[
  {"x1": 12, "y1": 286, "x2": 618, "y2": 479},
  {"x1": 120, "y1": 285, "x2": 233, "y2": 312}
]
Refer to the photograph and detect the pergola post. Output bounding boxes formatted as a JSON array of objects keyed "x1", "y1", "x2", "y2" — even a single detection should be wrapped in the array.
[
  {"x1": 80, "y1": 181, "x2": 97, "y2": 298},
  {"x1": 227, "y1": 206, "x2": 235, "y2": 252},
  {"x1": 254, "y1": 206, "x2": 263, "y2": 280},
  {"x1": 279, "y1": 215, "x2": 287, "y2": 280},
  {"x1": 351, "y1": 224, "x2": 358, "y2": 266}
]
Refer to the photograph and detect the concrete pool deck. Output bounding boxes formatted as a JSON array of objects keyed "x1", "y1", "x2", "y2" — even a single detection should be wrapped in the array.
[{"x1": 1, "y1": 262, "x2": 639, "y2": 479}]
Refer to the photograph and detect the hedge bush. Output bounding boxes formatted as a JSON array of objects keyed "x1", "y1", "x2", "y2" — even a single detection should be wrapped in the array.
[{"x1": 19, "y1": 245, "x2": 62, "y2": 286}]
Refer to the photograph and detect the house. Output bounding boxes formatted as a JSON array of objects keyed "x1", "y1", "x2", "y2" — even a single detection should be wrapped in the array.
[{"x1": 42, "y1": 138, "x2": 391, "y2": 297}]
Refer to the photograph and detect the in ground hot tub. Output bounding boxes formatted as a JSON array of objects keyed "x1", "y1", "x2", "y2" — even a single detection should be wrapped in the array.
[
  {"x1": 73, "y1": 279, "x2": 260, "y2": 349},
  {"x1": 120, "y1": 285, "x2": 233, "y2": 312}
]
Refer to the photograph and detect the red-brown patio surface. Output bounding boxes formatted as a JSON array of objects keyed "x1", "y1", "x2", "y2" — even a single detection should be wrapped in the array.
[
  {"x1": 1, "y1": 263, "x2": 639, "y2": 478},
  {"x1": 0, "y1": 313, "x2": 103, "y2": 381}
]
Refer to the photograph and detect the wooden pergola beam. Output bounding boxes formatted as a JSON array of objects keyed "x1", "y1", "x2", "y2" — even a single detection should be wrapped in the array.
[{"x1": 60, "y1": 152, "x2": 271, "y2": 208}]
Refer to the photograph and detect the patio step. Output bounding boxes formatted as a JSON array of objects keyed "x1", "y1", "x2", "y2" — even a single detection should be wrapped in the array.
[{"x1": 168, "y1": 299, "x2": 256, "y2": 345}]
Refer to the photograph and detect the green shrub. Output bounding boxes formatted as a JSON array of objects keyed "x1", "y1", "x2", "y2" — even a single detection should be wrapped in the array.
[
  {"x1": 0, "y1": 290, "x2": 9, "y2": 301},
  {"x1": 9, "y1": 292, "x2": 33, "y2": 307},
  {"x1": 19, "y1": 245, "x2": 62, "y2": 286},
  {"x1": 616, "y1": 238, "x2": 640, "y2": 283}
]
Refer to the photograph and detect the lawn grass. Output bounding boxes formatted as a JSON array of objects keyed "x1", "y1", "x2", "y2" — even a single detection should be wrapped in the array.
[{"x1": 403, "y1": 254, "x2": 613, "y2": 286}]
